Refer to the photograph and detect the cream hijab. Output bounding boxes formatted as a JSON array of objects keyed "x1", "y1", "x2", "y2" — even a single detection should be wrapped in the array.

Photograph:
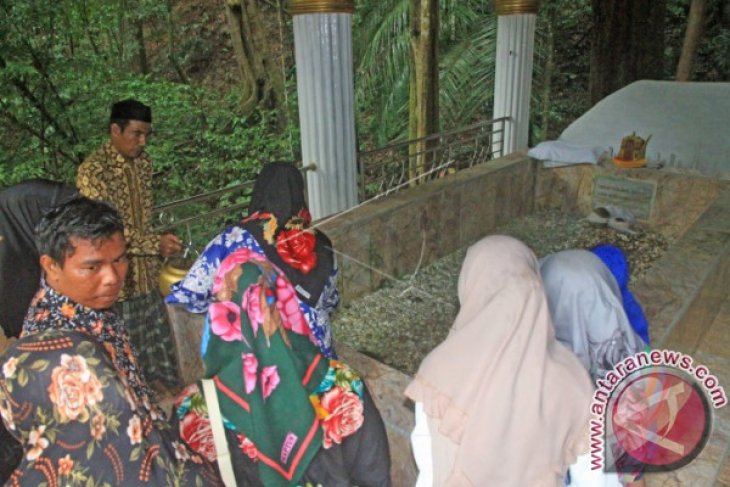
[{"x1": 405, "y1": 235, "x2": 594, "y2": 486}]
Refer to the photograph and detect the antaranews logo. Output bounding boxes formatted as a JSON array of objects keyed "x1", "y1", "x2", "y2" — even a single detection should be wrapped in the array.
[{"x1": 589, "y1": 349, "x2": 727, "y2": 474}]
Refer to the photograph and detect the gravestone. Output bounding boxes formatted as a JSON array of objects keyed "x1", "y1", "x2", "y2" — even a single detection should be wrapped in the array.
[{"x1": 592, "y1": 175, "x2": 657, "y2": 221}]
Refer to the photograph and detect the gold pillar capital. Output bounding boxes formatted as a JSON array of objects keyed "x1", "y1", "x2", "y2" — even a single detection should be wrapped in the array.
[
  {"x1": 289, "y1": 0, "x2": 355, "y2": 15},
  {"x1": 493, "y1": 0, "x2": 540, "y2": 15}
]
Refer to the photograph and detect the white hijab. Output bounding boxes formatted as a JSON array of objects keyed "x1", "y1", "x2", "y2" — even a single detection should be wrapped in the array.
[
  {"x1": 540, "y1": 250, "x2": 645, "y2": 383},
  {"x1": 405, "y1": 235, "x2": 594, "y2": 486}
]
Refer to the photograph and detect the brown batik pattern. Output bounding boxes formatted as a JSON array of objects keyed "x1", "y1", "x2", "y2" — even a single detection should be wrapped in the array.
[{"x1": 77, "y1": 142, "x2": 161, "y2": 299}]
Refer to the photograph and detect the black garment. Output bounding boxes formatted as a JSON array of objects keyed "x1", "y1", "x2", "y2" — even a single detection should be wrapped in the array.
[
  {"x1": 248, "y1": 161, "x2": 308, "y2": 223},
  {"x1": 0, "y1": 179, "x2": 77, "y2": 338},
  {"x1": 0, "y1": 422, "x2": 22, "y2": 484},
  {"x1": 243, "y1": 162, "x2": 335, "y2": 306},
  {"x1": 300, "y1": 387, "x2": 392, "y2": 487}
]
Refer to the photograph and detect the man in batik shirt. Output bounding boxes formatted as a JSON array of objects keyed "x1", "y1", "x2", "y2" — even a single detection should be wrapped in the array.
[{"x1": 77, "y1": 99, "x2": 183, "y2": 388}]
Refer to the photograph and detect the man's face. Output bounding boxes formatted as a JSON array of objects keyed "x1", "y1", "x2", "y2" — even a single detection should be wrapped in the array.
[
  {"x1": 41, "y1": 232, "x2": 128, "y2": 310},
  {"x1": 110, "y1": 120, "x2": 151, "y2": 159}
]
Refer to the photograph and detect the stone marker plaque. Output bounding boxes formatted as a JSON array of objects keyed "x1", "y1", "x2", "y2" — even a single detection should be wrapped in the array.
[{"x1": 592, "y1": 175, "x2": 657, "y2": 221}]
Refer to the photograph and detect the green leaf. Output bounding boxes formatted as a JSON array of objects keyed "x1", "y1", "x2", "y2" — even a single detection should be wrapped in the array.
[
  {"x1": 30, "y1": 359, "x2": 50, "y2": 372},
  {"x1": 129, "y1": 446, "x2": 142, "y2": 462},
  {"x1": 17, "y1": 368, "x2": 28, "y2": 387}
]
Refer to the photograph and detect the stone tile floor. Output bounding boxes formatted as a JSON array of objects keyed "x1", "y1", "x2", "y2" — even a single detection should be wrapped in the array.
[
  {"x1": 641, "y1": 271, "x2": 730, "y2": 487},
  {"x1": 637, "y1": 188, "x2": 730, "y2": 487}
]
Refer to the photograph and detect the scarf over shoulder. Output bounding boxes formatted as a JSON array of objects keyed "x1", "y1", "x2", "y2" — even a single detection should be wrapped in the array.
[
  {"x1": 21, "y1": 281, "x2": 164, "y2": 422},
  {"x1": 166, "y1": 162, "x2": 340, "y2": 359},
  {"x1": 191, "y1": 248, "x2": 365, "y2": 487}
]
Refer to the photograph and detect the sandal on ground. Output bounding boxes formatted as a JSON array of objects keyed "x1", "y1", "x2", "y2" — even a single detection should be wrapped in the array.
[
  {"x1": 586, "y1": 207, "x2": 611, "y2": 225},
  {"x1": 608, "y1": 216, "x2": 638, "y2": 235}
]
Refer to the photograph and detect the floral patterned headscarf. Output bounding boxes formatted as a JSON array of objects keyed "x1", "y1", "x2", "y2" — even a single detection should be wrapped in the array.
[{"x1": 199, "y1": 248, "x2": 364, "y2": 487}]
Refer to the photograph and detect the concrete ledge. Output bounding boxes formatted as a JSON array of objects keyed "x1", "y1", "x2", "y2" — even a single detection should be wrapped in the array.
[{"x1": 318, "y1": 153, "x2": 535, "y2": 304}]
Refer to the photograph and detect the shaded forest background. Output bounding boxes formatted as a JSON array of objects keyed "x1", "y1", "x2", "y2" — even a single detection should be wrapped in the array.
[{"x1": 1, "y1": 0, "x2": 728, "y2": 204}]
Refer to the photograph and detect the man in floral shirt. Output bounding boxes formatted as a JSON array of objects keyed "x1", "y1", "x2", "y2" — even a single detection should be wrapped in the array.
[
  {"x1": 0, "y1": 197, "x2": 222, "y2": 486},
  {"x1": 77, "y1": 99, "x2": 182, "y2": 387}
]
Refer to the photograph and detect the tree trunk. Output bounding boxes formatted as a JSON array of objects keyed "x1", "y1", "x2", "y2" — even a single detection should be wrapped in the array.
[
  {"x1": 676, "y1": 0, "x2": 707, "y2": 81},
  {"x1": 224, "y1": 0, "x2": 285, "y2": 119},
  {"x1": 540, "y1": 21, "x2": 555, "y2": 142},
  {"x1": 118, "y1": 0, "x2": 127, "y2": 62},
  {"x1": 79, "y1": 0, "x2": 102, "y2": 58},
  {"x1": 408, "y1": 0, "x2": 439, "y2": 184},
  {"x1": 136, "y1": 21, "x2": 149, "y2": 75},
  {"x1": 589, "y1": 0, "x2": 666, "y2": 105}
]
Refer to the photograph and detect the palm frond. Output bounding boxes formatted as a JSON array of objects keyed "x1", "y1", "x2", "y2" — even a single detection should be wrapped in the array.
[{"x1": 439, "y1": 17, "x2": 498, "y2": 126}]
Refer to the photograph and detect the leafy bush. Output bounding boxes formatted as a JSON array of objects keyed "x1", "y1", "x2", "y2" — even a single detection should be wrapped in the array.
[{"x1": 0, "y1": 0, "x2": 297, "y2": 205}]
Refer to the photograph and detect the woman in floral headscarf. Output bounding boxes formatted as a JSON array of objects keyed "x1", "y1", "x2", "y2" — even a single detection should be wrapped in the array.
[
  {"x1": 168, "y1": 162, "x2": 391, "y2": 486},
  {"x1": 167, "y1": 161, "x2": 339, "y2": 359}
]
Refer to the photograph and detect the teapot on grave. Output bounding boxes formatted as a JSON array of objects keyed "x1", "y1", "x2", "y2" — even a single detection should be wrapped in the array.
[{"x1": 613, "y1": 132, "x2": 652, "y2": 168}]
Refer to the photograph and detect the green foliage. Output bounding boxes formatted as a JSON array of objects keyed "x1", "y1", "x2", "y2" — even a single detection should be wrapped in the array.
[
  {"x1": 354, "y1": 0, "x2": 497, "y2": 147},
  {"x1": 0, "y1": 0, "x2": 296, "y2": 200},
  {"x1": 439, "y1": 14, "x2": 497, "y2": 127},
  {"x1": 665, "y1": 0, "x2": 730, "y2": 81},
  {"x1": 353, "y1": 0, "x2": 410, "y2": 146},
  {"x1": 2, "y1": 0, "x2": 729, "y2": 201},
  {"x1": 531, "y1": 0, "x2": 593, "y2": 141},
  {"x1": 102, "y1": 78, "x2": 295, "y2": 203},
  {"x1": 0, "y1": 0, "x2": 162, "y2": 182}
]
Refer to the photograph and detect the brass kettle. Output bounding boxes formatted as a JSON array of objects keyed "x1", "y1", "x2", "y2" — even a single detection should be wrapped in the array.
[
  {"x1": 616, "y1": 132, "x2": 652, "y2": 162},
  {"x1": 159, "y1": 257, "x2": 194, "y2": 297}
]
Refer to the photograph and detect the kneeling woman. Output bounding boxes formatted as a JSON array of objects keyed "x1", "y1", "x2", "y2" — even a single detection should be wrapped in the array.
[
  {"x1": 405, "y1": 235, "x2": 596, "y2": 486},
  {"x1": 540, "y1": 248, "x2": 647, "y2": 486},
  {"x1": 168, "y1": 162, "x2": 391, "y2": 486},
  {"x1": 540, "y1": 248, "x2": 645, "y2": 384}
]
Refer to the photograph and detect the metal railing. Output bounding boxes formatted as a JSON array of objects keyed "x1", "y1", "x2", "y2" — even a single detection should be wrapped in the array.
[
  {"x1": 152, "y1": 180, "x2": 256, "y2": 251},
  {"x1": 154, "y1": 181, "x2": 255, "y2": 233},
  {"x1": 356, "y1": 117, "x2": 507, "y2": 200},
  {"x1": 152, "y1": 118, "x2": 509, "y2": 244}
]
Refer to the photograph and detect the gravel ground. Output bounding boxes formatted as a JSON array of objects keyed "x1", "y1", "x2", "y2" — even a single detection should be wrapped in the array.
[{"x1": 331, "y1": 209, "x2": 671, "y2": 375}]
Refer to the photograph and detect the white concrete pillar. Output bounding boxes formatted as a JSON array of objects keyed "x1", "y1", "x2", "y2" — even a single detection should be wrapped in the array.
[
  {"x1": 492, "y1": 0, "x2": 540, "y2": 154},
  {"x1": 291, "y1": 0, "x2": 358, "y2": 220}
]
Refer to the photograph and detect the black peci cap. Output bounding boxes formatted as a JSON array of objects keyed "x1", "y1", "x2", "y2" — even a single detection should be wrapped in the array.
[{"x1": 110, "y1": 99, "x2": 152, "y2": 123}]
